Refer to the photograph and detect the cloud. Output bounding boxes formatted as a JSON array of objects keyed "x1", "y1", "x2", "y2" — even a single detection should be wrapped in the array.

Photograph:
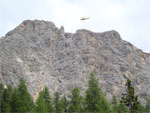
[{"x1": 0, "y1": 0, "x2": 150, "y2": 52}]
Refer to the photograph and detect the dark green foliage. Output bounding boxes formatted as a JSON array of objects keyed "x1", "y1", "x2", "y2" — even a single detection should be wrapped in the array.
[
  {"x1": 43, "y1": 87, "x2": 54, "y2": 112},
  {"x1": 85, "y1": 72, "x2": 111, "y2": 113},
  {"x1": 1, "y1": 85, "x2": 13, "y2": 113},
  {"x1": 61, "y1": 96, "x2": 69, "y2": 113},
  {"x1": 1, "y1": 89, "x2": 10, "y2": 113},
  {"x1": 10, "y1": 78, "x2": 33, "y2": 112},
  {"x1": 68, "y1": 87, "x2": 83, "y2": 113},
  {"x1": 112, "y1": 103, "x2": 129, "y2": 113},
  {"x1": 0, "y1": 84, "x2": 4, "y2": 113},
  {"x1": 112, "y1": 96, "x2": 118, "y2": 106},
  {"x1": 121, "y1": 78, "x2": 139, "y2": 113},
  {"x1": 111, "y1": 96, "x2": 129, "y2": 113},
  {"x1": 132, "y1": 96, "x2": 140, "y2": 113},
  {"x1": 34, "y1": 87, "x2": 54, "y2": 113},
  {"x1": 34, "y1": 90, "x2": 48, "y2": 113},
  {"x1": 53, "y1": 92, "x2": 63, "y2": 113},
  {"x1": 10, "y1": 88, "x2": 19, "y2": 112},
  {"x1": 0, "y1": 73, "x2": 149, "y2": 113},
  {"x1": 137, "y1": 103, "x2": 146, "y2": 113}
]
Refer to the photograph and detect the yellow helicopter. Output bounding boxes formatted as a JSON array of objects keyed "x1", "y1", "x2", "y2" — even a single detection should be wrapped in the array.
[{"x1": 80, "y1": 17, "x2": 90, "y2": 20}]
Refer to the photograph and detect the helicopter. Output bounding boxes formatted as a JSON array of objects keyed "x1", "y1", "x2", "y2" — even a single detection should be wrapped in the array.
[{"x1": 80, "y1": 17, "x2": 90, "y2": 20}]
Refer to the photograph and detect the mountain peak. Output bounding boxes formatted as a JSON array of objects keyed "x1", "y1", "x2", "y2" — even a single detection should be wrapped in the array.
[
  {"x1": 0, "y1": 20, "x2": 150, "y2": 103},
  {"x1": 5, "y1": 20, "x2": 58, "y2": 37}
]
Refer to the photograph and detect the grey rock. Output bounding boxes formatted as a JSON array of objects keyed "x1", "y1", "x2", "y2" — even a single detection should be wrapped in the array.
[{"x1": 0, "y1": 20, "x2": 150, "y2": 103}]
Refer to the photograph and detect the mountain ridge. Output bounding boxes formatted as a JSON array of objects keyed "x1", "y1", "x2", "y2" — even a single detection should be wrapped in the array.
[{"x1": 0, "y1": 20, "x2": 150, "y2": 103}]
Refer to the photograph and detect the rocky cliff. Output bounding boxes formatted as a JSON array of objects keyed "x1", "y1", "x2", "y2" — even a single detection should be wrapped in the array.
[{"x1": 0, "y1": 20, "x2": 150, "y2": 102}]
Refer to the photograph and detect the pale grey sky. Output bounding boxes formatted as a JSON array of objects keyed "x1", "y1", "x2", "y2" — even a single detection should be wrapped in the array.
[{"x1": 0, "y1": 0, "x2": 150, "y2": 52}]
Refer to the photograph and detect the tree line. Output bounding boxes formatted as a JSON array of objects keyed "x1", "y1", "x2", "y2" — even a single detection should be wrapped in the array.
[{"x1": 0, "y1": 72, "x2": 150, "y2": 113}]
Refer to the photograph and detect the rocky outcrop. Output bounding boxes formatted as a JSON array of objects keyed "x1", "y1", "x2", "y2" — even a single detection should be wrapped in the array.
[{"x1": 0, "y1": 20, "x2": 150, "y2": 102}]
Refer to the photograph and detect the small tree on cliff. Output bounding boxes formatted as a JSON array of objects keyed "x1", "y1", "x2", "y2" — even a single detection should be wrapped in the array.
[
  {"x1": 112, "y1": 95, "x2": 129, "y2": 113},
  {"x1": 53, "y1": 92, "x2": 63, "y2": 113},
  {"x1": 34, "y1": 90, "x2": 48, "y2": 113},
  {"x1": 85, "y1": 72, "x2": 111, "y2": 113},
  {"x1": 10, "y1": 78, "x2": 33, "y2": 112},
  {"x1": 61, "y1": 96, "x2": 69, "y2": 113},
  {"x1": 43, "y1": 86, "x2": 53, "y2": 112},
  {"x1": 121, "y1": 78, "x2": 139, "y2": 113},
  {"x1": 68, "y1": 87, "x2": 83, "y2": 113},
  {"x1": 1, "y1": 85, "x2": 13, "y2": 113},
  {"x1": 0, "y1": 83, "x2": 4, "y2": 113}
]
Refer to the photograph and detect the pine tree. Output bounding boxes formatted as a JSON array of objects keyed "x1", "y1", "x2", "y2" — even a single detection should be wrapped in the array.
[
  {"x1": 112, "y1": 95, "x2": 118, "y2": 106},
  {"x1": 112, "y1": 95, "x2": 119, "y2": 113},
  {"x1": 10, "y1": 88, "x2": 19, "y2": 112},
  {"x1": 1, "y1": 85, "x2": 13, "y2": 113},
  {"x1": 121, "y1": 78, "x2": 139, "y2": 113},
  {"x1": 53, "y1": 92, "x2": 63, "y2": 113},
  {"x1": 111, "y1": 96, "x2": 129, "y2": 113},
  {"x1": 68, "y1": 87, "x2": 83, "y2": 113},
  {"x1": 85, "y1": 72, "x2": 111, "y2": 113},
  {"x1": 10, "y1": 78, "x2": 33, "y2": 112},
  {"x1": 43, "y1": 86, "x2": 53, "y2": 113},
  {"x1": 34, "y1": 90, "x2": 48, "y2": 113},
  {"x1": 113, "y1": 103, "x2": 129, "y2": 113},
  {"x1": 0, "y1": 83, "x2": 4, "y2": 113},
  {"x1": 61, "y1": 96, "x2": 69, "y2": 113}
]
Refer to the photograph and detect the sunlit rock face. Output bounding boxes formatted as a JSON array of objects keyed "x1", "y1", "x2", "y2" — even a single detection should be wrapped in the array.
[{"x1": 0, "y1": 20, "x2": 150, "y2": 102}]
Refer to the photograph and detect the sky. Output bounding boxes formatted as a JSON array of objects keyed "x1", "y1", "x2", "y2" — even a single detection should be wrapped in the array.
[{"x1": 0, "y1": 0, "x2": 150, "y2": 52}]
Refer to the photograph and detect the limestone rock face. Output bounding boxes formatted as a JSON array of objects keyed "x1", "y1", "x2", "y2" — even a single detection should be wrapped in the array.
[{"x1": 0, "y1": 20, "x2": 150, "y2": 102}]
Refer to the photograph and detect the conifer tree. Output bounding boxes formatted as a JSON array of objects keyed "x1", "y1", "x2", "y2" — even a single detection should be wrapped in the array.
[
  {"x1": 53, "y1": 92, "x2": 63, "y2": 113},
  {"x1": 61, "y1": 96, "x2": 69, "y2": 113},
  {"x1": 43, "y1": 86, "x2": 53, "y2": 113},
  {"x1": 1, "y1": 85, "x2": 13, "y2": 113},
  {"x1": 85, "y1": 72, "x2": 111, "y2": 113},
  {"x1": 113, "y1": 103, "x2": 129, "y2": 113},
  {"x1": 10, "y1": 78, "x2": 33, "y2": 112},
  {"x1": 0, "y1": 83, "x2": 4, "y2": 113},
  {"x1": 112, "y1": 95, "x2": 118, "y2": 106},
  {"x1": 10, "y1": 88, "x2": 19, "y2": 112},
  {"x1": 111, "y1": 96, "x2": 129, "y2": 113},
  {"x1": 121, "y1": 78, "x2": 139, "y2": 113},
  {"x1": 34, "y1": 90, "x2": 48, "y2": 113},
  {"x1": 68, "y1": 87, "x2": 83, "y2": 113}
]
